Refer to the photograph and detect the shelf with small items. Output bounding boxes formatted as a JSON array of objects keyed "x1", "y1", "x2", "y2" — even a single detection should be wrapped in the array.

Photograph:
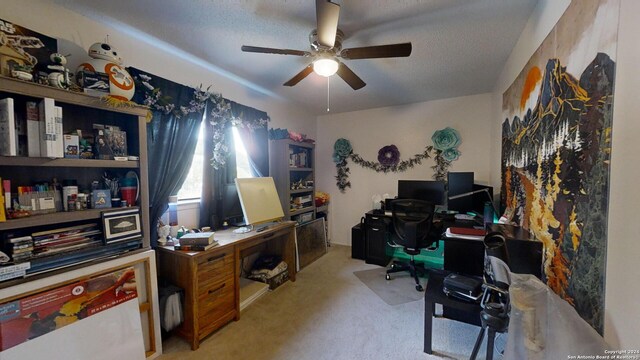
[
  {"x1": 289, "y1": 206, "x2": 315, "y2": 216},
  {"x1": 0, "y1": 74, "x2": 150, "y2": 289},
  {"x1": 290, "y1": 188, "x2": 314, "y2": 195},
  {"x1": 289, "y1": 167, "x2": 313, "y2": 171},
  {"x1": 0, "y1": 206, "x2": 140, "y2": 231},
  {"x1": 0, "y1": 156, "x2": 139, "y2": 168}
]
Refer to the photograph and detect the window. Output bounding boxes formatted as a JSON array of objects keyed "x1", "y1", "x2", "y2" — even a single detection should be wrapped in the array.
[
  {"x1": 232, "y1": 126, "x2": 253, "y2": 179},
  {"x1": 177, "y1": 124, "x2": 254, "y2": 200},
  {"x1": 177, "y1": 122, "x2": 205, "y2": 200}
]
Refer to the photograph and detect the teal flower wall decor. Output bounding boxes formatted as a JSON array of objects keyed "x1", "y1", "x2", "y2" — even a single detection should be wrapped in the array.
[
  {"x1": 332, "y1": 128, "x2": 462, "y2": 192},
  {"x1": 431, "y1": 127, "x2": 461, "y2": 151},
  {"x1": 442, "y1": 148, "x2": 461, "y2": 162},
  {"x1": 333, "y1": 138, "x2": 353, "y2": 160}
]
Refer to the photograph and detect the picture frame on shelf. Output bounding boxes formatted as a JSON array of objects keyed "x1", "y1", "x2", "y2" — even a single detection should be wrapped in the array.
[{"x1": 102, "y1": 208, "x2": 142, "y2": 244}]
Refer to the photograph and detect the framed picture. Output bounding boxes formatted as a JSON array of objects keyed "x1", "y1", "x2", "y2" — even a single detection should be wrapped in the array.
[{"x1": 102, "y1": 208, "x2": 142, "y2": 244}]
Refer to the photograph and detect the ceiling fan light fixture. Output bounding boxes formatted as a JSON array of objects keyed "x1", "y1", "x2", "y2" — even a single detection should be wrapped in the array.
[{"x1": 313, "y1": 58, "x2": 339, "y2": 77}]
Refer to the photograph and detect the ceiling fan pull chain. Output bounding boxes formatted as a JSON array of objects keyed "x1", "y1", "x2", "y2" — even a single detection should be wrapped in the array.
[{"x1": 327, "y1": 76, "x2": 330, "y2": 112}]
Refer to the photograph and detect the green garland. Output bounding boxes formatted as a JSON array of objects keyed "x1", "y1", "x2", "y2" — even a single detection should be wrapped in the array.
[{"x1": 333, "y1": 128, "x2": 462, "y2": 192}]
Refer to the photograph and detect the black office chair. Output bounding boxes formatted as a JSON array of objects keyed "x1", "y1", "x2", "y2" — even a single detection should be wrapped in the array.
[
  {"x1": 470, "y1": 232, "x2": 511, "y2": 360},
  {"x1": 385, "y1": 199, "x2": 438, "y2": 292}
]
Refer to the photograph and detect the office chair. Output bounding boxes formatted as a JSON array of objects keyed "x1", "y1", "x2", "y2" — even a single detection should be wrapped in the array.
[
  {"x1": 385, "y1": 199, "x2": 438, "y2": 292},
  {"x1": 470, "y1": 232, "x2": 511, "y2": 360}
]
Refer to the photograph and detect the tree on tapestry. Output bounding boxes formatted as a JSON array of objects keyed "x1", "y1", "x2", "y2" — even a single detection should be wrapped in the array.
[{"x1": 500, "y1": 0, "x2": 619, "y2": 334}]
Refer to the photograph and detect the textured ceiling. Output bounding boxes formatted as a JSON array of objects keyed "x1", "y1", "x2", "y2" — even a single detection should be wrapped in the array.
[{"x1": 54, "y1": 0, "x2": 538, "y2": 115}]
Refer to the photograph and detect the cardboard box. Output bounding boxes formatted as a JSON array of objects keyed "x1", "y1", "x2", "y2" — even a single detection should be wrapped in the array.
[
  {"x1": 63, "y1": 134, "x2": 79, "y2": 158},
  {"x1": 38, "y1": 98, "x2": 59, "y2": 158},
  {"x1": 79, "y1": 70, "x2": 110, "y2": 97},
  {"x1": 91, "y1": 189, "x2": 111, "y2": 209},
  {"x1": 0, "y1": 98, "x2": 16, "y2": 156},
  {"x1": 26, "y1": 102, "x2": 40, "y2": 157}
]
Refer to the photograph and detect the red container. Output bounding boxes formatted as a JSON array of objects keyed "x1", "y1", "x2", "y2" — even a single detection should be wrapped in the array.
[{"x1": 120, "y1": 186, "x2": 137, "y2": 207}]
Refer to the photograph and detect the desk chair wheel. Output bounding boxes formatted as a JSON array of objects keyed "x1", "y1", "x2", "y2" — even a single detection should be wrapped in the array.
[
  {"x1": 416, "y1": 284, "x2": 424, "y2": 292},
  {"x1": 385, "y1": 274, "x2": 391, "y2": 280}
]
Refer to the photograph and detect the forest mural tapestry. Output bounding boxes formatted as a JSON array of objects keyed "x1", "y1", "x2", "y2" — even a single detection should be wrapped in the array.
[{"x1": 501, "y1": 0, "x2": 619, "y2": 333}]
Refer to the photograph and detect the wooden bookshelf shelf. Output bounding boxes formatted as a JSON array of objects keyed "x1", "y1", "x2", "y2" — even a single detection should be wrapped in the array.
[
  {"x1": 290, "y1": 188, "x2": 314, "y2": 194},
  {"x1": 0, "y1": 156, "x2": 139, "y2": 168},
  {"x1": 289, "y1": 207, "x2": 315, "y2": 216},
  {"x1": 0, "y1": 207, "x2": 140, "y2": 231}
]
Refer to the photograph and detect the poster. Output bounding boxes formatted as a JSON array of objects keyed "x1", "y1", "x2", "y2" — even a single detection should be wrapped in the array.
[{"x1": 0, "y1": 267, "x2": 138, "y2": 351}]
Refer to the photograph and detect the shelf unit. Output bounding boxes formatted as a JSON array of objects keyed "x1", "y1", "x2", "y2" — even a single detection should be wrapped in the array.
[
  {"x1": 269, "y1": 139, "x2": 316, "y2": 225},
  {"x1": 0, "y1": 76, "x2": 157, "y2": 356}
]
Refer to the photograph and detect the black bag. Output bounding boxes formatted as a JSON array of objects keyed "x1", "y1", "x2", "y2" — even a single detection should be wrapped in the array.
[{"x1": 443, "y1": 273, "x2": 483, "y2": 303}]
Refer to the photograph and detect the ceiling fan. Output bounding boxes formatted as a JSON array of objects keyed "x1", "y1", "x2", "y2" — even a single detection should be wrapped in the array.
[{"x1": 241, "y1": 0, "x2": 412, "y2": 90}]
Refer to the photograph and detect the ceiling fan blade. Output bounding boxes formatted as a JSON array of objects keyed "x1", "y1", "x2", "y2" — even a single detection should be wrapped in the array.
[
  {"x1": 283, "y1": 65, "x2": 314, "y2": 86},
  {"x1": 336, "y1": 62, "x2": 366, "y2": 90},
  {"x1": 316, "y1": 0, "x2": 340, "y2": 48},
  {"x1": 241, "y1": 45, "x2": 311, "y2": 57},
  {"x1": 340, "y1": 43, "x2": 412, "y2": 60}
]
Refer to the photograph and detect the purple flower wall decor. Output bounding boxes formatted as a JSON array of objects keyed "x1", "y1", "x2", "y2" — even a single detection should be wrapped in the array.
[
  {"x1": 332, "y1": 127, "x2": 462, "y2": 192},
  {"x1": 377, "y1": 145, "x2": 400, "y2": 167}
]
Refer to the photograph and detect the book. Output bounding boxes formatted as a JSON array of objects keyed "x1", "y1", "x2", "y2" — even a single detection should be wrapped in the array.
[
  {"x1": 26, "y1": 102, "x2": 40, "y2": 157},
  {"x1": 0, "y1": 98, "x2": 16, "y2": 156},
  {"x1": 174, "y1": 242, "x2": 219, "y2": 251},
  {"x1": 448, "y1": 227, "x2": 487, "y2": 236},
  {"x1": 54, "y1": 106, "x2": 64, "y2": 158},
  {"x1": 39, "y1": 98, "x2": 58, "y2": 158},
  {"x1": 178, "y1": 232, "x2": 215, "y2": 246}
]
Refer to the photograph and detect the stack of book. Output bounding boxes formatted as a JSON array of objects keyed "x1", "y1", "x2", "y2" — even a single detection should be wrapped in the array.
[
  {"x1": 175, "y1": 232, "x2": 217, "y2": 251},
  {"x1": 8, "y1": 236, "x2": 34, "y2": 263},
  {"x1": 31, "y1": 223, "x2": 103, "y2": 259}
]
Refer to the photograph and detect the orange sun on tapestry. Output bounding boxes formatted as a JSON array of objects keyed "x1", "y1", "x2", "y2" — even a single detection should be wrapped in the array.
[{"x1": 500, "y1": 0, "x2": 619, "y2": 334}]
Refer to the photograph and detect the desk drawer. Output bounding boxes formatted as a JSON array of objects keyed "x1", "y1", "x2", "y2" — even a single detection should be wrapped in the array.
[
  {"x1": 198, "y1": 276, "x2": 235, "y2": 331},
  {"x1": 366, "y1": 214, "x2": 387, "y2": 227},
  {"x1": 197, "y1": 250, "x2": 234, "y2": 286}
]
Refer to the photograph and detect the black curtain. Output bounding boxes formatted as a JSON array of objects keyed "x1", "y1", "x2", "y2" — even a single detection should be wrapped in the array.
[
  {"x1": 129, "y1": 67, "x2": 203, "y2": 247},
  {"x1": 199, "y1": 100, "x2": 269, "y2": 229}
]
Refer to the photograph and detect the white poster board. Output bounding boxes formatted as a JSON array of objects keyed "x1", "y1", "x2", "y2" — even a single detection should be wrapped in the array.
[{"x1": 0, "y1": 268, "x2": 145, "y2": 360}]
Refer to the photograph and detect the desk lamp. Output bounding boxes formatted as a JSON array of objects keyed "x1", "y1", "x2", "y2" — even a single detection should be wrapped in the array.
[{"x1": 448, "y1": 188, "x2": 499, "y2": 226}]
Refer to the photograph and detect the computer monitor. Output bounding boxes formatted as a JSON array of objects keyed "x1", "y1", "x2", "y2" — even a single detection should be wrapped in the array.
[
  {"x1": 235, "y1": 177, "x2": 285, "y2": 227},
  {"x1": 222, "y1": 183, "x2": 245, "y2": 226},
  {"x1": 447, "y1": 172, "x2": 474, "y2": 212},
  {"x1": 397, "y1": 180, "x2": 446, "y2": 205}
]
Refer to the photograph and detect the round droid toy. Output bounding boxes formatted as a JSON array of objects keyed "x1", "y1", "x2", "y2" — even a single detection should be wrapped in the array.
[{"x1": 77, "y1": 42, "x2": 135, "y2": 100}]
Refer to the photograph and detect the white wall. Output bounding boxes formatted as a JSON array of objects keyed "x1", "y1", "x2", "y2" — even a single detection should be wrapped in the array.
[
  {"x1": 2, "y1": 0, "x2": 316, "y2": 137},
  {"x1": 603, "y1": 0, "x2": 640, "y2": 349},
  {"x1": 491, "y1": 0, "x2": 640, "y2": 348},
  {"x1": 316, "y1": 93, "x2": 494, "y2": 245}
]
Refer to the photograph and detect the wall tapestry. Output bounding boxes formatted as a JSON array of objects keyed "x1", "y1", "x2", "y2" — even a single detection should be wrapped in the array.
[
  {"x1": 334, "y1": 127, "x2": 461, "y2": 192},
  {"x1": 501, "y1": 0, "x2": 619, "y2": 333}
]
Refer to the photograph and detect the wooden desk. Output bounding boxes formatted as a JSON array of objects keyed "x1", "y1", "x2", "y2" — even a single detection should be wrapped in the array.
[{"x1": 157, "y1": 222, "x2": 297, "y2": 350}]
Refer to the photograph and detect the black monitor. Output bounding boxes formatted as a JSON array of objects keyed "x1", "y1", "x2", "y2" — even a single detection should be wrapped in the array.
[
  {"x1": 397, "y1": 180, "x2": 446, "y2": 205},
  {"x1": 222, "y1": 183, "x2": 245, "y2": 226},
  {"x1": 447, "y1": 172, "x2": 474, "y2": 212}
]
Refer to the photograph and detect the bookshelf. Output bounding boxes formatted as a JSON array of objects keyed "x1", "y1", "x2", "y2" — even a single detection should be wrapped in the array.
[
  {"x1": 269, "y1": 139, "x2": 316, "y2": 225},
  {"x1": 0, "y1": 76, "x2": 159, "y2": 357}
]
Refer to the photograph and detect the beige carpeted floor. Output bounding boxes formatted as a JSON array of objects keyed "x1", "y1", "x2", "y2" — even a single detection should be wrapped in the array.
[{"x1": 159, "y1": 245, "x2": 496, "y2": 360}]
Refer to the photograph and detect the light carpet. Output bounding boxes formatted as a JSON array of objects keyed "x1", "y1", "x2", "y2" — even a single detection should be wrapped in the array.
[
  {"x1": 353, "y1": 267, "x2": 425, "y2": 305},
  {"x1": 159, "y1": 245, "x2": 502, "y2": 360}
]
